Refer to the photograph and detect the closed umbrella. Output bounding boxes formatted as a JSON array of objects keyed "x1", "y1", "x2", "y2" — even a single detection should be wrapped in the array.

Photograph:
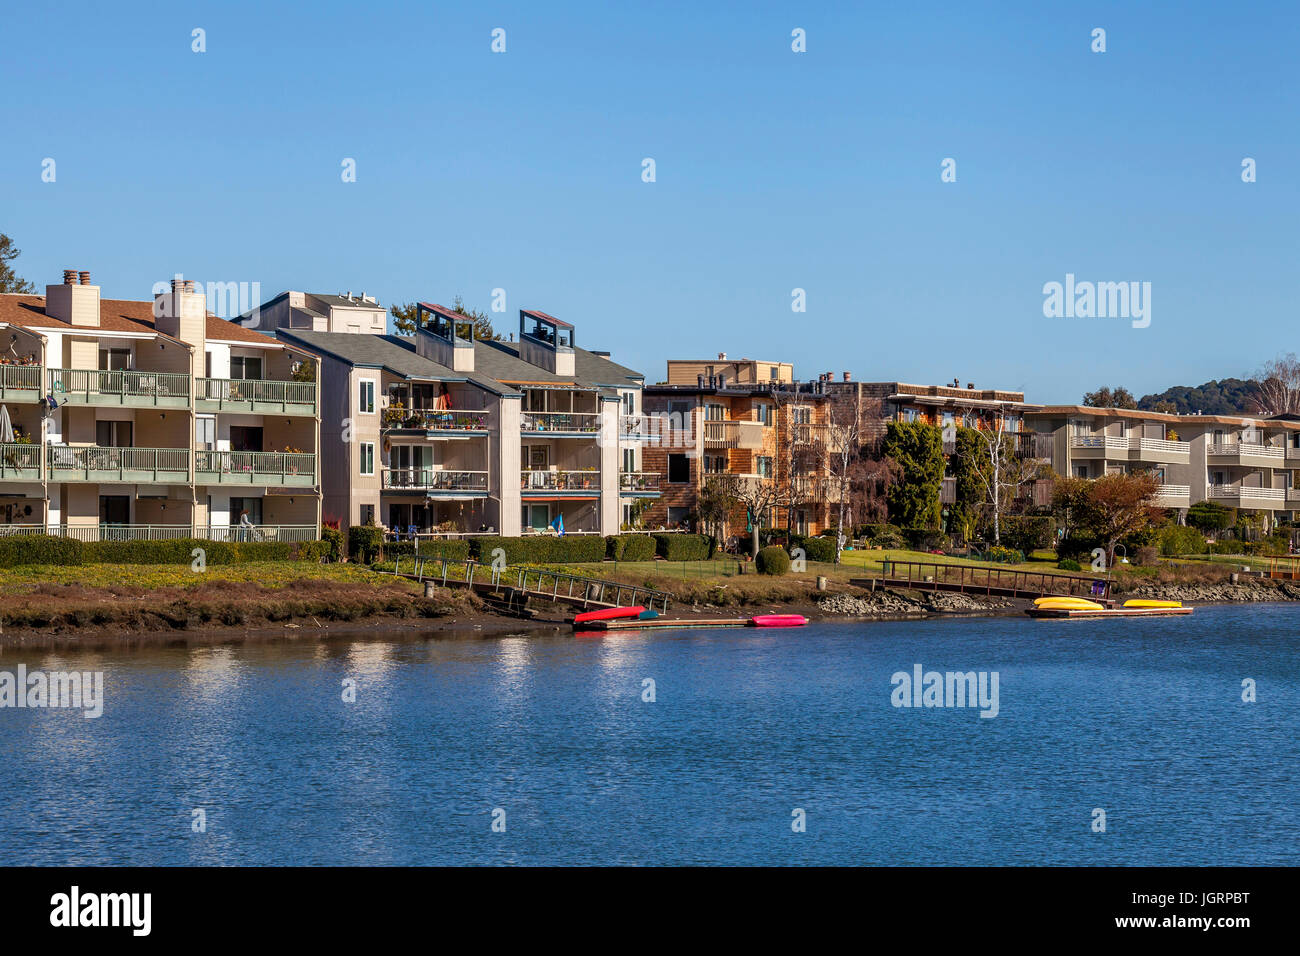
[{"x1": 0, "y1": 405, "x2": 13, "y2": 444}]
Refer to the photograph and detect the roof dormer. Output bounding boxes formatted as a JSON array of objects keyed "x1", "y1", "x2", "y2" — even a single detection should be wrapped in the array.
[
  {"x1": 413, "y1": 302, "x2": 475, "y2": 372},
  {"x1": 518, "y1": 309, "x2": 574, "y2": 376}
]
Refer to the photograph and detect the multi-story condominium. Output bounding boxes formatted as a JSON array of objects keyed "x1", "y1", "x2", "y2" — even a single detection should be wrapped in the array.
[
  {"x1": 642, "y1": 356, "x2": 839, "y2": 537},
  {"x1": 248, "y1": 298, "x2": 652, "y2": 537},
  {"x1": 1025, "y1": 406, "x2": 1300, "y2": 529},
  {"x1": 0, "y1": 271, "x2": 321, "y2": 540}
]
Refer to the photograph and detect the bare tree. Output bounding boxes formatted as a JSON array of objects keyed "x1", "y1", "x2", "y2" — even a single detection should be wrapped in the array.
[
  {"x1": 1252, "y1": 353, "x2": 1300, "y2": 416},
  {"x1": 821, "y1": 392, "x2": 867, "y2": 562},
  {"x1": 733, "y1": 474, "x2": 782, "y2": 557},
  {"x1": 959, "y1": 407, "x2": 1040, "y2": 545}
]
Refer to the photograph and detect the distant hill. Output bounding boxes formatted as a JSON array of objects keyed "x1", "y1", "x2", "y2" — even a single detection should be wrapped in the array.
[{"x1": 1136, "y1": 378, "x2": 1260, "y2": 416}]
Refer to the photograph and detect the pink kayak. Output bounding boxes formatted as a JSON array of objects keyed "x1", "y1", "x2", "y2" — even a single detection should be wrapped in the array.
[
  {"x1": 750, "y1": 614, "x2": 808, "y2": 628},
  {"x1": 573, "y1": 606, "x2": 646, "y2": 624}
]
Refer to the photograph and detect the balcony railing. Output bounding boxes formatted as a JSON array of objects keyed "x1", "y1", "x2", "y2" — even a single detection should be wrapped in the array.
[
  {"x1": 621, "y1": 413, "x2": 696, "y2": 448},
  {"x1": 520, "y1": 411, "x2": 602, "y2": 434},
  {"x1": 0, "y1": 524, "x2": 318, "y2": 543},
  {"x1": 194, "y1": 450, "x2": 316, "y2": 486},
  {"x1": 47, "y1": 445, "x2": 190, "y2": 482},
  {"x1": 383, "y1": 409, "x2": 490, "y2": 432},
  {"x1": 49, "y1": 368, "x2": 191, "y2": 407},
  {"x1": 1209, "y1": 483, "x2": 1287, "y2": 501},
  {"x1": 1152, "y1": 483, "x2": 1191, "y2": 500},
  {"x1": 0, "y1": 364, "x2": 42, "y2": 398},
  {"x1": 0, "y1": 442, "x2": 41, "y2": 479},
  {"x1": 1130, "y1": 437, "x2": 1190, "y2": 457},
  {"x1": 704, "y1": 419, "x2": 766, "y2": 450},
  {"x1": 196, "y1": 378, "x2": 317, "y2": 415},
  {"x1": 1070, "y1": 435, "x2": 1129, "y2": 452},
  {"x1": 380, "y1": 469, "x2": 489, "y2": 492},
  {"x1": 521, "y1": 469, "x2": 601, "y2": 491},
  {"x1": 619, "y1": 472, "x2": 661, "y2": 492},
  {"x1": 1208, "y1": 442, "x2": 1284, "y2": 459}
]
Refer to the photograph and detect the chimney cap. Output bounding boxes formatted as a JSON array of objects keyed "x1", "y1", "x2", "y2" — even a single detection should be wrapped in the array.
[
  {"x1": 717, "y1": 352, "x2": 727, "y2": 360},
  {"x1": 63, "y1": 270, "x2": 77, "y2": 285}
]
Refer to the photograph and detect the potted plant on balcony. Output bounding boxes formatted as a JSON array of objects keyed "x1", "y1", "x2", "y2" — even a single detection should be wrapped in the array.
[{"x1": 383, "y1": 402, "x2": 406, "y2": 428}]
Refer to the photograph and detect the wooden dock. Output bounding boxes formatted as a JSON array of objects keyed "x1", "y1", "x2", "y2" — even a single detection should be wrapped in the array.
[
  {"x1": 390, "y1": 556, "x2": 674, "y2": 613},
  {"x1": 853, "y1": 559, "x2": 1113, "y2": 602}
]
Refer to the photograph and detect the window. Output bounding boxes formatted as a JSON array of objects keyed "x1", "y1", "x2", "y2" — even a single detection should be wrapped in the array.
[
  {"x1": 622, "y1": 391, "x2": 635, "y2": 415},
  {"x1": 98, "y1": 348, "x2": 132, "y2": 371},
  {"x1": 667, "y1": 454, "x2": 690, "y2": 483},
  {"x1": 359, "y1": 442, "x2": 375, "y2": 476},
  {"x1": 769, "y1": 366, "x2": 778, "y2": 380},
  {"x1": 705, "y1": 403, "x2": 725, "y2": 421},
  {"x1": 359, "y1": 504, "x2": 375, "y2": 526},
  {"x1": 230, "y1": 497, "x2": 263, "y2": 525},
  {"x1": 756, "y1": 404, "x2": 773, "y2": 426},
  {"x1": 230, "y1": 355, "x2": 263, "y2": 380},
  {"x1": 96, "y1": 420, "x2": 132, "y2": 447},
  {"x1": 756, "y1": 456, "x2": 773, "y2": 478},
  {"x1": 903, "y1": 408, "x2": 919, "y2": 423},
  {"x1": 704, "y1": 454, "x2": 727, "y2": 474},
  {"x1": 792, "y1": 405, "x2": 811, "y2": 425},
  {"x1": 196, "y1": 416, "x2": 216, "y2": 451},
  {"x1": 623, "y1": 448, "x2": 637, "y2": 473},
  {"x1": 667, "y1": 506, "x2": 691, "y2": 527},
  {"x1": 359, "y1": 379, "x2": 376, "y2": 414}
]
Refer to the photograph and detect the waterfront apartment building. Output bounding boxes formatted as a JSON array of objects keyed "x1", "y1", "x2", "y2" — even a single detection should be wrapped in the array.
[
  {"x1": 248, "y1": 299, "x2": 654, "y2": 538},
  {"x1": 641, "y1": 356, "x2": 841, "y2": 537},
  {"x1": 1025, "y1": 406, "x2": 1300, "y2": 529},
  {"x1": 0, "y1": 271, "x2": 321, "y2": 540}
]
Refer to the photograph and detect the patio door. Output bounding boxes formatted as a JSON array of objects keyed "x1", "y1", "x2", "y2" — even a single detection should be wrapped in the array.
[
  {"x1": 523, "y1": 504, "x2": 550, "y2": 530},
  {"x1": 96, "y1": 420, "x2": 132, "y2": 447},
  {"x1": 99, "y1": 495, "x2": 130, "y2": 525},
  {"x1": 230, "y1": 426, "x2": 263, "y2": 452}
]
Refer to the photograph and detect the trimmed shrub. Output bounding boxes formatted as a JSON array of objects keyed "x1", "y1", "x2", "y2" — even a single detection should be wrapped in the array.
[
  {"x1": 320, "y1": 526, "x2": 343, "y2": 562},
  {"x1": 384, "y1": 540, "x2": 472, "y2": 562},
  {"x1": 348, "y1": 524, "x2": 385, "y2": 563},
  {"x1": 1001, "y1": 515, "x2": 1055, "y2": 554},
  {"x1": 653, "y1": 533, "x2": 712, "y2": 561},
  {"x1": 607, "y1": 534, "x2": 656, "y2": 562},
  {"x1": 1057, "y1": 558, "x2": 1082, "y2": 571},
  {"x1": 468, "y1": 535, "x2": 607, "y2": 565},
  {"x1": 298, "y1": 540, "x2": 332, "y2": 562},
  {"x1": 903, "y1": 528, "x2": 949, "y2": 551},
  {"x1": 81, "y1": 539, "x2": 295, "y2": 565},
  {"x1": 755, "y1": 545, "x2": 791, "y2": 575},
  {"x1": 1158, "y1": 524, "x2": 1207, "y2": 557},
  {"x1": 790, "y1": 534, "x2": 836, "y2": 563},
  {"x1": 0, "y1": 535, "x2": 83, "y2": 568},
  {"x1": 870, "y1": 528, "x2": 907, "y2": 550}
]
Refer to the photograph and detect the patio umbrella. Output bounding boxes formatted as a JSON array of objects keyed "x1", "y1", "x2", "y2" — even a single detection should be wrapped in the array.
[{"x1": 0, "y1": 405, "x2": 13, "y2": 444}]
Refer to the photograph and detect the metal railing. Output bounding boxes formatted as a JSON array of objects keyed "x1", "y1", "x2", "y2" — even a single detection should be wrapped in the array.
[
  {"x1": 0, "y1": 364, "x2": 42, "y2": 395},
  {"x1": 197, "y1": 524, "x2": 319, "y2": 543},
  {"x1": 0, "y1": 523, "x2": 319, "y2": 543},
  {"x1": 383, "y1": 408, "x2": 490, "y2": 432},
  {"x1": 0, "y1": 442, "x2": 40, "y2": 478},
  {"x1": 194, "y1": 450, "x2": 315, "y2": 483},
  {"x1": 196, "y1": 378, "x2": 317, "y2": 411},
  {"x1": 520, "y1": 411, "x2": 602, "y2": 433},
  {"x1": 619, "y1": 472, "x2": 661, "y2": 492},
  {"x1": 1208, "y1": 442, "x2": 1284, "y2": 459},
  {"x1": 381, "y1": 469, "x2": 489, "y2": 492},
  {"x1": 873, "y1": 560, "x2": 1110, "y2": 600},
  {"x1": 521, "y1": 469, "x2": 600, "y2": 490},
  {"x1": 1070, "y1": 435, "x2": 1129, "y2": 451},
  {"x1": 393, "y1": 556, "x2": 674, "y2": 612},
  {"x1": 48, "y1": 445, "x2": 190, "y2": 481},
  {"x1": 49, "y1": 368, "x2": 191, "y2": 405}
]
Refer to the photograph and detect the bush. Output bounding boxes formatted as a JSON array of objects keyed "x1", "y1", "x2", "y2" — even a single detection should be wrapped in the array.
[
  {"x1": 348, "y1": 524, "x2": 385, "y2": 562},
  {"x1": 383, "y1": 540, "x2": 472, "y2": 562},
  {"x1": 653, "y1": 533, "x2": 712, "y2": 561},
  {"x1": 0, "y1": 535, "x2": 83, "y2": 568},
  {"x1": 298, "y1": 540, "x2": 332, "y2": 562},
  {"x1": 1158, "y1": 524, "x2": 1207, "y2": 557},
  {"x1": 81, "y1": 539, "x2": 295, "y2": 565},
  {"x1": 320, "y1": 526, "x2": 343, "y2": 562},
  {"x1": 870, "y1": 528, "x2": 907, "y2": 549},
  {"x1": 1001, "y1": 515, "x2": 1055, "y2": 554},
  {"x1": 468, "y1": 535, "x2": 607, "y2": 565},
  {"x1": 607, "y1": 534, "x2": 656, "y2": 562},
  {"x1": 755, "y1": 545, "x2": 791, "y2": 575},
  {"x1": 1057, "y1": 558, "x2": 1082, "y2": 571},
  {"x1": 981, "y1": 545, "x2": 1023, "y2": 564},
  {"x1": 790, "y1": 534, "x2": 836, "y2": 563},
  {"x1": 902, "y1": 528, "x2": 949, "y2": 551}
]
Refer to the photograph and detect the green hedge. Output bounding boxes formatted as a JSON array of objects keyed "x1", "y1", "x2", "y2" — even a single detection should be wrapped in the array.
[
  {"x1": 653, "y1": 533, "x2": 713, "y2": 561},
  {"x1": 789, "y1": 534, "x2": 836, "y2": 563},
  {"x1": 756, "y1": 545, "x2": 791, "y2": 575},
  {"x1": 468, "y1": 535, "x2": 607, "y2": 565},
  {"x1": 348, "y1": 524, "x2": 385, "y2": 562},
  {"x1": 383, "y1": 540, "x2": 472, "y2": 562},
  {"x1": 1158, "y1": 524, "x2": 1207, "y2": 557},
  {"x1": 0, "y1": 535, "x2": 321, "y2": 568},
  {"x1": 607, "y1": 534, "x2": 656, "y2": 562}
]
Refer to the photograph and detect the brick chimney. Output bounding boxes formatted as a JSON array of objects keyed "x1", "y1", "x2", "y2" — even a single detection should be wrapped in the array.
[
  {"x1": 154, "y1": 278, "x2": 207, "y2": 372},
  {"x1": 45, "y1": 269, "x2": 101, "y2": 327}
]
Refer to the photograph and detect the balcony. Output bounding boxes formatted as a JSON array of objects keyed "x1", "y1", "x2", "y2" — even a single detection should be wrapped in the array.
[
  {"x1": 703, "y1": 419, "x2": 766, "y2": 450},
  {"x1": 195, "y1": 450, "x2": 316, "y2": 487},
  {"x1": 48, "y1": 445, "x2": 190, "y2": 483},
  {"x1": 1208, "y1": 442, "x2": 1285, "y2": 467},
  {"x1": 1128, "y1": 437, "x2": 1190, "y2": 463},
  {"x1": 1151, "y1": 483, "x2": 1191, "y2": 506},
  {"x1": 1070, "y1": 434, "x2": 1190, "y2": 463},
  {"x1": 520, "y1": 411, "x2": 602, "y2": 436},
  {"x1": 790, "y1": 422, "x2": 828, "y2": 445},
  {"x1": 196, "y1": 378, "x2": 317, "y2": 416},
  {"x1": 1209, "y1": 483, "x2": 1288, "y2": 508},
  {"x1": 619, "y1": 472, "x2": 661, "y2": 495},
  {"x1": 0, "y1": 524, "x2": 318, "y2": 543},
  {"x1": 521, "y1": 469, "x2": 601, "y2": 493},
  {"x1": 49, "y1": 369, "x2": 191, "y2": 408},
  {"x1": 0, "y1": 364, "x2": 42, "y2": 402},
  {"x1": 0, "y1": 443, "x2": 41, "y2": 480},
  {"x1": 380, "y1": 469, "x2": 489, "y2": 495},
  {"x1": 383, "y1": 408, "x2": 490, "y2": 435}
]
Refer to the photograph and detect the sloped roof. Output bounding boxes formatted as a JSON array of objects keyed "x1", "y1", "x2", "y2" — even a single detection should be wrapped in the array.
[{"x1": 0, "y1": 292, "x2": 277, "y2": 347}]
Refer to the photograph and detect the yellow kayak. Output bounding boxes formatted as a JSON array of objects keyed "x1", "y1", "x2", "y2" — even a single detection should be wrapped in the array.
[
  {"x1": 1122, "y1": 599, "x2": 1183, "y2": 609},
  {"x1": 1034, "y1": 596, "x2": 1105, "y2": 611}
]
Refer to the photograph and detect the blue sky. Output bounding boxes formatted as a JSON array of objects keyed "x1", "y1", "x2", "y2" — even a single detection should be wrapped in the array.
[{"x1": 2, "y1": 1, "x2": 1297, "y2": 402}]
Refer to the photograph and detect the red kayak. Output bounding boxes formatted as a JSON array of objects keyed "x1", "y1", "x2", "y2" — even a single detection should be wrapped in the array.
[
  {"x1": 750, "y1": 614, "x2": 808, "y2": 628},
  {"x1": 573, "y1": 606, "x2": 646, "y2": 624}
]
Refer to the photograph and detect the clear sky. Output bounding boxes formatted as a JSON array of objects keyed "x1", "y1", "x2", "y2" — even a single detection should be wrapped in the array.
[{"x1": 2, "y1": 1, "x2": 1296, "y2": 402}]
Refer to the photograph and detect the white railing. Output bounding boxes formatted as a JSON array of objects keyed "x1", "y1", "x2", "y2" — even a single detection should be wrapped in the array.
[
  {"x1": 619, "y1": 472, "x2": 661, "y2": 492},
  {"x1": 197, "y1": 524, "x2": 319, "y2": 543},
  {"x1": 1132, "y1": 437, "x2": 1190, "y2": 455},
  {"x1": 48, "y1": 446, "x2": 190, "y2": 481},
  {"x1": 1210, "y1": 483, "x2": 1287, "y2": 500},
  {"x1": 381, "y1": 469, "x2": 489, "y2": 492},
  {"x1": 521, "y1": 469, "x2": 601, "y2": 491},
  {"x1": 383, "y1": 408, "x2": 490, "y2": 432},
  {"x1": 1070, "y1": 435, "x2": 1128, "y2": 451},
  {"x1": 1208, "y1": 442, "x2": 1284, "y2": 459},
  {"x1": 1152, "y1": 483, "x2": 1191, "y2": 499},
  {"x1": 0, "y1": 524, "x2": 319, "y2": 543},
  {"x1": 520, "y1": 411, "x2": 602, "y2": 433}
]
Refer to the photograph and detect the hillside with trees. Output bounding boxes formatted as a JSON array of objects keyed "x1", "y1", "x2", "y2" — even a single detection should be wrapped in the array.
[{"x1": 1134, "y1": 379, "x2": 1261, "y2": 416}]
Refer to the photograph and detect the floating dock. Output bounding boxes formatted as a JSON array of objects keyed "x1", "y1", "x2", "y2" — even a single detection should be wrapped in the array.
[
  {"x1": 1026, "y1": 606, "x2": 1194, "y2": 619},
  {"x1": 578, "y1": 617, "x2": 751, "y2": 631}
]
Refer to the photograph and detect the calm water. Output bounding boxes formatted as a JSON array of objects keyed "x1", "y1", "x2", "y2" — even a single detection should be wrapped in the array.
[{"x1": 1, "y1": 605, "x2": 1297, "y2": 866}]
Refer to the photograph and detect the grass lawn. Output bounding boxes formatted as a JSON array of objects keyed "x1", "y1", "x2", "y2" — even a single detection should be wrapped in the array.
[{"x1": 0, "y1": 561, "x2": 398, "y2": 592}]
